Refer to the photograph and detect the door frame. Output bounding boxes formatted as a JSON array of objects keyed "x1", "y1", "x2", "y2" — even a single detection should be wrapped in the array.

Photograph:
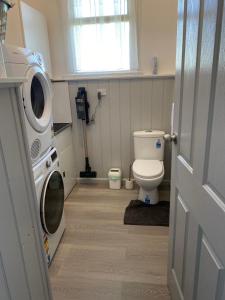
[{"x1": 168, "y1": 0, "x2": 187, "y2": 297}]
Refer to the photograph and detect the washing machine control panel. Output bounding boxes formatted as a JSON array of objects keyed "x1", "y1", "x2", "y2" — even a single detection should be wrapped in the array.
[
  {"x1": 46, "y1": 160, "x2": 51, "y2": 168},
  {"x1": 33, "y1": 148, "x2": 60, "y2": 183},
  {"x1": 51, "y1": 151, "x2": 58, "y2": 162},
  {"x1": 45, "y1": 150, "x2": 58, "y2": 168}
]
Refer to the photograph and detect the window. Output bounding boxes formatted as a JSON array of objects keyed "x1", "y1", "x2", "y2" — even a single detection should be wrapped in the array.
[{"x1": 69, "y1": 0, "x2": 138, "y2": 73}]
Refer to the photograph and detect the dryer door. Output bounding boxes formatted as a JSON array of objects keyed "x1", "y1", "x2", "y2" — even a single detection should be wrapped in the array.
[
  {"x1": 23, "y1": 65, "x2": 53, "y2": 133},
  {"x1": 41, "y1": 171, "x2": 64, "y2": 235}
]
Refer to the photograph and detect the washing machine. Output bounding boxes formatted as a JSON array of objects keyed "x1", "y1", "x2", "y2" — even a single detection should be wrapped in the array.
[
  {"x1": 2, "y1": 44, "x2": 53, "y2": 165},
  {"x1": 33, "y1": 147, "x2": 65, "y2": 265}
]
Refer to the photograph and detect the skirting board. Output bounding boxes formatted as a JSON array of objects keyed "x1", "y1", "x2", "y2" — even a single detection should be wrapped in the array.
[{"x1": 77, "y1": 178, "x2": 171, "y2": 191}]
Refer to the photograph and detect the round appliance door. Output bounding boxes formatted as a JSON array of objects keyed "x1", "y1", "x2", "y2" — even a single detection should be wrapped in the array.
[
  {"x1": 41, "y1": 171, "x2": 64, "y2": 235},
  {"x1": 23, "y1": 65, "x2": 53, "y2": 133}
]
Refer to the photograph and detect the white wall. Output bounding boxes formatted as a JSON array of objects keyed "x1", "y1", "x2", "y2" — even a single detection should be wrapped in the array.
[
  {"x1": 20, "y1": 1, "x2": 52, "y2": 76},
  {"x1": 5, "y1": 1, "x2": 176, "y2": 183},
  {"x1": 69, "y1": 77, "x2": 174, "y2": 181},
  {"x1": 6, "y1": 0, "x2": 178, "y2": 77},
  {"x1": 138, "y1": 0, "x2": 178, "y2": 74},
  {"x1": 6, "y1": 0, "x2": 24, "y2": 47},
  {"x1": 5, "y1": 0, "x2": 65, "y2": 77}
]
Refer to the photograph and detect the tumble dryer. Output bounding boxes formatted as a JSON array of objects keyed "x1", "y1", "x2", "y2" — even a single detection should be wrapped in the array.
[
  {"x1": 2, "y1": 45, "x2": 53, "y2": 164},
  {"x1": 33, "y1": 148, "x2": 65, "y2": 265}
]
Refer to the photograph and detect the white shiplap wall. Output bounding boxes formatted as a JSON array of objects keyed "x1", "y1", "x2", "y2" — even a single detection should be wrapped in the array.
[{"x1": 68, "y1": 77, "x2": 174, "y2": 181}]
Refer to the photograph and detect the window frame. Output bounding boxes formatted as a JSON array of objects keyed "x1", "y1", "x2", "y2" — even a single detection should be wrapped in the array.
[
  {"x1": 72, "y1": 1, "x2": 132, "y2": 73},
  {"x1": 73, "y1": 14, "x2": 129, "y2": 26}
]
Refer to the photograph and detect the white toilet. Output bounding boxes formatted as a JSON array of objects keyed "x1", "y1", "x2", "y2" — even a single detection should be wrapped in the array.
[{"x1": 132, "y1": 130, "x2": 165, "y2": 205}]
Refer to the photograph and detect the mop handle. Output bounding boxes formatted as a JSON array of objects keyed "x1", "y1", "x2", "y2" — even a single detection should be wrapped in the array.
[{"x1": 82, "y1": 120, "x2": 88, "y2": 158}]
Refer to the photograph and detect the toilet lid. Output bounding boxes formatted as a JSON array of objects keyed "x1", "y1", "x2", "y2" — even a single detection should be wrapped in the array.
[{"x1": 133, "y1": 160, "x2": 164, "y2": 179}]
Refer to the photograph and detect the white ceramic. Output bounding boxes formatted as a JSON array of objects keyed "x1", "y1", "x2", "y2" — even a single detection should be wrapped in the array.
[
  {"x1": 132, "y1": 130, "x2": 165, "y2": 204},
  {"x1": 133, "y1": 169, "x2": 164, "y2": 204}
]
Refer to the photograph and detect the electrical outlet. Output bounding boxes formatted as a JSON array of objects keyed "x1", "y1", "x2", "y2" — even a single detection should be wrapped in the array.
[{"x1": 97, "y1": 88, "x2": 107, "y2": 96}]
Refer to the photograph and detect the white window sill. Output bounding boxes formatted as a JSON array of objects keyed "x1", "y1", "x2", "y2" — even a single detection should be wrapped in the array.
[{"x1": 51, "y1": 72, "x2": 175, "y2": 82}]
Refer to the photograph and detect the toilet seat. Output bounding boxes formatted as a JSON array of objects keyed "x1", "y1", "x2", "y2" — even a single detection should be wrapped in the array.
[{"x1": 133, "y1": 160, "x2": 164, "y2": 179}]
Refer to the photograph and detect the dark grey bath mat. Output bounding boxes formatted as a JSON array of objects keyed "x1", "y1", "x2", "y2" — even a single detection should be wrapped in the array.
[{"x1": 124, "y1": 200, "x2": 170, "y2": 226}]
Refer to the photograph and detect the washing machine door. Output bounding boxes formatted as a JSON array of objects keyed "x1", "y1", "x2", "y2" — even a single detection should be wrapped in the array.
[
  {"x1": 41, "y1": 171, "x2": 64, "y2": 235},
  {"x1": 23, "y1": 65, "x2": 53, "y2": 133}
]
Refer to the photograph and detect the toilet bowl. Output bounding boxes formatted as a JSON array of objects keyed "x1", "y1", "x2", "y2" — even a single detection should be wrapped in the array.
[
  {"x1": 133, "y1": 159, "x2": 164, "y2": 205},
  {"x1": 132, "y1": 130, "x2": 165, "y2": 205}
]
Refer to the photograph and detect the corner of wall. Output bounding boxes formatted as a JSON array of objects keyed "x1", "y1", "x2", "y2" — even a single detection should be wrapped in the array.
[{"x1": 5, "y1": 0, "x2": 25, "y2": 47}]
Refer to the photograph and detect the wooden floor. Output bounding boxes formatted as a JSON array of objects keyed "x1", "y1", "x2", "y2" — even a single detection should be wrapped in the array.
[{"x1": 49, "y1": 184, "x2": 170, "y2": 300}]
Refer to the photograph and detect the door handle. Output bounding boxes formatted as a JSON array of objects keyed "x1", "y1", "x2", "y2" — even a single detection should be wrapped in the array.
[{"x1": 164, "y1": 133, "x2": 178, "y2": 144}]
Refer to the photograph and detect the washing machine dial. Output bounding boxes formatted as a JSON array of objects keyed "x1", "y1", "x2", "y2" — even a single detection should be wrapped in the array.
[{"x1": 46, "y1": 160, "x2": 52, "y2": 168}]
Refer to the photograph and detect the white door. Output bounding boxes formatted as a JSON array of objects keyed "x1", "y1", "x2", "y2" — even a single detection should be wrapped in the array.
[{"x1": 168, "y1": 0, "x2": 225, "y2": 299}]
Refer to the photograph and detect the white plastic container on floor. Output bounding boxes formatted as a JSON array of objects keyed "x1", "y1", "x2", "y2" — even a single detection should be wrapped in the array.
[
  {"x1": 125, "y1": 179, "x2": 134, "y2": 190},
  {"x1": 108, "y1": 168, "x2": 121, "y2": 190}
]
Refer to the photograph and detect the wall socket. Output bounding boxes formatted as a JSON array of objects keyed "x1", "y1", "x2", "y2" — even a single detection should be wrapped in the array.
[{"x1": 97, "y1": 88, "x2": 107, "y2": 96}]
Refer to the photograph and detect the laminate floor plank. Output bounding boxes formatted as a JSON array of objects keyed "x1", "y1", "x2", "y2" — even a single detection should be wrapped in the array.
[{"x1": 50, "y1": 184, "x2": 170, "y2": 300}]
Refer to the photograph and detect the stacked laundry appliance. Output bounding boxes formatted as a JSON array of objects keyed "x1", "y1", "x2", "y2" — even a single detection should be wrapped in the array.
[{"x1": 2, "y1": 45, "x2": 65, "y2": 265}]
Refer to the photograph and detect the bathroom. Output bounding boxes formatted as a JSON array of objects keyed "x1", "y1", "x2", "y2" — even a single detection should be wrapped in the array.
[{"x1": 1, "y1": 0, "x2": 225, "y2": 299}]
